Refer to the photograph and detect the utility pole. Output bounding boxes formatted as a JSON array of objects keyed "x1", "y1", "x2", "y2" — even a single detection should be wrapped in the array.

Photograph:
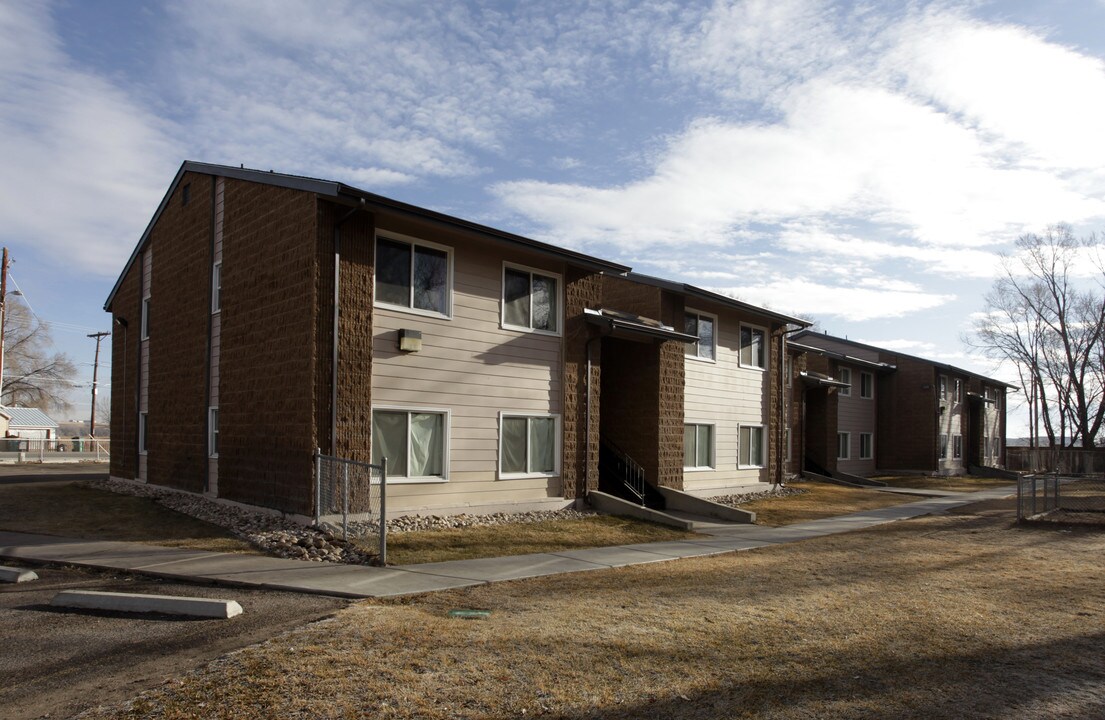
[
  {"x1": 87, "y1": 331, "x2": 110, "y2": 438},
  {"x1": 0, "y1": 248, "x2": 8, "y2": 407}
]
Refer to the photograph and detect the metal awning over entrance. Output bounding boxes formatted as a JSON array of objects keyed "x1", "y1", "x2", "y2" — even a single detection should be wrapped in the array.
[
  {"x1": 799, "y1": 371, "x2": 851, "y2": 389},
  {"x1": 584, "y1": 307, "x2": 697, "y2": 343}
]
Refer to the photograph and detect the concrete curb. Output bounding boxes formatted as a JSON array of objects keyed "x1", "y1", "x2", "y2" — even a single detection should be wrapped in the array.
[
  {"x1": 50, "y1": 590, "x2": 243, "y2": 618},
  {"x1": 0, "y1": 565, "x2": 38, "y2": 583}
]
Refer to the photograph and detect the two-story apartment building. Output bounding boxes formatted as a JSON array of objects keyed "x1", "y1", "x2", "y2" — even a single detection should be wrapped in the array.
[
  {"x1": 788, "y1": 332, "x2": 1013, "y2": 477},
  {"x1": 105, "y1": 162, "x2": 807, "y2": 520}
]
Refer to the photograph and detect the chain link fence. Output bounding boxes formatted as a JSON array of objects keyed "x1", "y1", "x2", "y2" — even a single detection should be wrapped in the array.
[
  {"x1": 1018, "y1": 474, "x2": 1105, "y2": 525},
  {"x1": 0, "y1": 437, "x2": 110, "y2": 463},
  {"x1": 314, "y1": 450, "x2": 388, "y2": 564}
]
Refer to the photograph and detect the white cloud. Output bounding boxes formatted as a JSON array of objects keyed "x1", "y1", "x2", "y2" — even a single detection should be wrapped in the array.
[
  {"x1": 0, "y1": 3, "x2": 181, "y2": 276},
  {"x1": 711, "y1": 276, "x2": 955, "y2": 322}
]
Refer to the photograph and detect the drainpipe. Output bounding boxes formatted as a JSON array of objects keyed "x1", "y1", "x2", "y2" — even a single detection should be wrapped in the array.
[
  {"x1": 583, "y1": 323, "x2": 613, "y2": 500},
  {"x1": 329, "y1": 198, "x2": 365, "y2": 457}
]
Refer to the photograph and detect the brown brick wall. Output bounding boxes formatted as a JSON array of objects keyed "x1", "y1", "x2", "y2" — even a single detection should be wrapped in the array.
[
  {"x1": 562, "y1": 267, "x2": 603, "y2": 497},
  {"x1": 877, "y1": 355, "x2": 937, "y2": 471},
  {"x1": 217, "y1": 179, "x2": 319, "y2": 514},
  {"x1": 601, "y1": 275, "x2": 663, "y2": 319},
  {"x1": 108, "y1": 261, "x2": 141, "y2": 478},
  {"x1": 334, "y1": 207, "x2": 375, "y2": 461},
  {"x1": 145, "y1": 172, "x2": 214, "y2": 493}
]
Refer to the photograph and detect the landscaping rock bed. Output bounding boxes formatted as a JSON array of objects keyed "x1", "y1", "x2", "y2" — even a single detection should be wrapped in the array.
[
  {"x1": 85, "y1": 478, "x2": 595, "y2": 565},
  {"x1": 708, "y1": 484, "x2": 807, "y2": 508}
]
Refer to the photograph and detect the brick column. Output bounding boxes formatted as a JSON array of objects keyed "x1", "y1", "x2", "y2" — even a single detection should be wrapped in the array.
[{"x1": 561, "y1": 268, "x2": 603, "y2": 498}]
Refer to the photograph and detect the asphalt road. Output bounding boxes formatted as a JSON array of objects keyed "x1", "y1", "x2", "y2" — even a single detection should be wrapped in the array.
[{"x1": 0, "y1": 464, "x2": 350, "y2": 719}]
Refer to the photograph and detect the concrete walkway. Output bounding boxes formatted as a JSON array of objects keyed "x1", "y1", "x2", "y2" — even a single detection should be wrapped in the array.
[{"x1": 0, "y1": 486, "x2": 1015, "y2": 599}]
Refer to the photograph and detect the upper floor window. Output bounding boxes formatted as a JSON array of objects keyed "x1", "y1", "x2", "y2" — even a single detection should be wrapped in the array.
[
  {"x1": 838, "y1": 367, "x2": 852, "y2": 396},
  {"x1": 141, "y1": 296, "x2": 150, "y2": 340},
  {"x1": 954, "y1": 378, "x2": 962, "y2": 402},
  {"x1": 860, "y1": 372, "x2": 874, "y2": 399},
  {"x1": 740, "y1": 325, "x2": 766, "y2": 369},
  {"x1": 375, "y1": 235, "x2": 451, "y2": 317},
  {"x1": 211, "y1": 261, "x2": 222, "y2": 314},
  {"x1": 502, "y1": 264, "x2": 559, "y2": 334},
  {"x1": 684, "y1": 310, "x2": 716, "y2": 361},
  {"x1": 938, "y1": 376, "x2": 948, "y2": 403}
]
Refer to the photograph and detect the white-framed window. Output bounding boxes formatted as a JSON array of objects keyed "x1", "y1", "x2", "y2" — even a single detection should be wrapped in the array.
[
  {"x1": 740, "y1": 324, "x2": 766, "y2": 370},
  {"x1": 838, "y1": 367, "x2": 852, "y2": 396},
  {"x1": 208, "y1": 407, "x2": 219, "y2": 458},
  {"x1": 938, "y1": 375, "x2": 948, "y2": 403},
  {"x1": 837, "y1": 432, "x2": 850, "y2": 460},
  {"x1": 502, "y1": 263, "x2": 561, "y2": 335},
  {"x1": 683, "y1": 423, "x2": 715, "y2": 470},
  {"x1": 498, "y1": 412, "x2": 559, "y2": 478},
  {"x1": 860, "y1": 372, "x2": 874, "y2": 399},
  {"x1": 953, "y1": 434, "x2": 963, "y2": 459},
  {"x1": 739, "y1": 425, "x2": 765, "y2": 468},
  {"x1": 371, "y1": 407, "x2": 449, "y2": 482},
  {"x1": 684, "y1": 309, "x2": 717, "y2": 362},
  {"x1": 991, "y1": 437, "x2": 1000, "y2": 458},
  {"x1": 954, "y1": 378, "x2": 962, "y2": 402},
  {"x1": 939, "y1": 434, "x2": 949, "y2": 459},
  {"x1": 859, "y1": 433, "x2": 873, "y2": 460},
  {"x1": 211, "y1": 261, "x2": 222, "y2": 314},
  {"x1": 983, "y1": 434, "x2": 990, "y2": 459},
  {"x1": 139, "y1": 412, "x2": 149, "y2": 454},
  {"x1": 374, "y1": 233, "x2": 452, "y2": 318},
  {"x1": 140, "y1": 296, "x2": 150, "y2": 340}
]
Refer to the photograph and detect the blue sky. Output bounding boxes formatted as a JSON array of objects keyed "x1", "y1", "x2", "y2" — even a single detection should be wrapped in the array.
[{"x1": 2, "y1": 0, "x2": 1105, "y2": 434}]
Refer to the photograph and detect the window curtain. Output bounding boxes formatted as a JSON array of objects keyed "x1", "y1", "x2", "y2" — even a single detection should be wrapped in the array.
[
  {"x1": 372, "y1": 411, "x2": 408, "y2": 477},
  {"x1": 409, "y1": 413, "x2": 444, "y2": 476},
  {"x1": 696, "y1": 425, "x2": 712, "y2": 467},
  {"x1": 531, "y1": 275, "x2": 557, "y2": 332},
  {"x1": 683, "y1": 424, "x2": 696, "y2": 467},
  {"x1": 698, "y1": 316, "x2": 715, "y2": 360},
  {"x1": 501, "y1": 417, "x2": 527, "y2": 473},
  {"x1": 529, "y1": 417, "x2": 555, "y2": 473}
]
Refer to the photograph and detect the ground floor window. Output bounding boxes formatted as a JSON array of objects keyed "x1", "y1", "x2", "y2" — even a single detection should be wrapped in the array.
[
  {"x1": 499, "y1": 413, "x2": 558, "y2": 477},
  {"x1": 740, "y1": 425, "x2": 764, "y2": 467},
  {"x1": 837, "y1": 432, "x2": 850, "y2": 460},
  {"x1": 859, "y1": 432, "x2": 873, "y2": 460},
  {"x1": 371, "y1": 409, "x2": 447, "y2": 480},
  {"x1": 684, "y1": 424, "x2": 715, "y2": 469},
  {"x1": 939, "y1": 434, "x2": 949, "y2": 460},
  {"x1": 953, "y1": 434, "x2": 963, "y2": 459}
]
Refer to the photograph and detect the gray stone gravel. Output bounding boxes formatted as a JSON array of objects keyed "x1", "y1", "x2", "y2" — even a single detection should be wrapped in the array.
[
  {"x1": 707, "y1": 485, "x2": 807, "y2": 507},
  {"x1": 85, "y1": 478, "x2": 595, "y2": 566}
]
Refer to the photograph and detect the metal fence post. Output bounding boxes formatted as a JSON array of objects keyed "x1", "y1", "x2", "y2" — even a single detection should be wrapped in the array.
[
  {"x1": 379, "y1": 457, "x2": 387, "y2": 566},
  {"x1": 342, "y1": 462, "x2": 350, "y2": 541},
  {"x1": 314, "y1": 449, "x2": 322, "y2": 527}
]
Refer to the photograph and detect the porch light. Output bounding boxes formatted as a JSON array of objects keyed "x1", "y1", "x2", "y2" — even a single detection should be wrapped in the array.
[{"x1": 398, "y1": 328, "x2": 422, "y2": 352}]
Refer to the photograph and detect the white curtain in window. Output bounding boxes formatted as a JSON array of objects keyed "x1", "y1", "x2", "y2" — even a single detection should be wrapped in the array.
[
  {"x1": 529, "y1": 417, "x2": 555, "y2": 473},
  {"x1": 501, "y1": 417, "x2": 527, "y2": 473},
  {"x1": 696, "y1": 425, "x2": 711, "y2": 467},
  {"x1": 750, "y1": 427, "x2": 763, "y2": 466},
  {"x1": 532, "y1": 275, "x2": 557, "y2": 331},
  {"x1": 684, "y1": 424, "x2": 696, "y2": 467},
  {"x1": 372, "y1": 411, "x2": 408, "y2": 477},
  {"x1": 409, "y1": 413, "x2": 444, "y2": 476}
]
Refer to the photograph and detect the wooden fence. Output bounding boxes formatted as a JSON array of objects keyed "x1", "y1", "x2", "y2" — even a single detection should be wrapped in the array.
[{"x1": 1006, "y1": 447, "x2": 1105, "y2": 475}]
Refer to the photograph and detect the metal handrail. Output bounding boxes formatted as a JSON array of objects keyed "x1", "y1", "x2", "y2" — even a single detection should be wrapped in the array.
[{"x1": 599, "y1": 438, "x2": 646, "y2": 506}]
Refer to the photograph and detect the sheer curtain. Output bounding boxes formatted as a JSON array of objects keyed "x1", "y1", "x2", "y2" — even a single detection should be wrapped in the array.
[
  {"x1": 529, "y1": 417, "x2": 555, "y2": 473},
  {"x1": 372, "y1": 411, "x2": 408, "y2": 477},
  {"x1": 409, "y1": 413, "x2": 443, "y2": 476}
]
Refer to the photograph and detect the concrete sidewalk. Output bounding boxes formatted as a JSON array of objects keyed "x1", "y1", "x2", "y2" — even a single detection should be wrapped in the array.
[{"x1": 0, "y1": 486, "x2": 1015, "y2": 599}]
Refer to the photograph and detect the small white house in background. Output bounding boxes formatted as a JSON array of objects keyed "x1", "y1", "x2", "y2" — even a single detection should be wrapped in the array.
[{"x1": 4, "y1": 407, "x2": 59, "y2": 440}]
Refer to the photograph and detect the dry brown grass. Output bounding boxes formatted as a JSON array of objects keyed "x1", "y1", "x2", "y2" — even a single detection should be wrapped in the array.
[
  {"x1": 374, "y1": 515, "x2": 696, "y2": 565},
  {"x1": 737, "y1": 479, "x2": 913, "y2": 525},
  {"x1": 83, "y1": 501, "x2": 1105, "y2": 720},
  {"x1": 873, "y1": 475, "x2": 1015, "y2": 492},
  {"x1": 0, "y1": 481, "x2": 253, "y2": 553}
]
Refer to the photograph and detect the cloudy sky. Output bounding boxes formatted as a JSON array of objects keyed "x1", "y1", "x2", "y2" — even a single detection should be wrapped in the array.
[{"x1": 2, "y1": 0, "x2": 1105, "y2": 432}]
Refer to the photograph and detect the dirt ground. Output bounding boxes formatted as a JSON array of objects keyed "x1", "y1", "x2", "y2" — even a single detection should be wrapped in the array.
[
  {"x1": 76, "y1": 498, "x2": 1105, "y2": 720},
  {"x1": 0, "y1": 564, "x2": 347, "y2": 720}
]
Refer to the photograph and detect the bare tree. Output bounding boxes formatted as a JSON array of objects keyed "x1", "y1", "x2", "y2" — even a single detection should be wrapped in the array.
[
  {"x1": 2, "y1": 301, "x2": 77, "y2": 412},
  {"x1": 970, "y1": 225, "x2": 1105, "y2": 449}
]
